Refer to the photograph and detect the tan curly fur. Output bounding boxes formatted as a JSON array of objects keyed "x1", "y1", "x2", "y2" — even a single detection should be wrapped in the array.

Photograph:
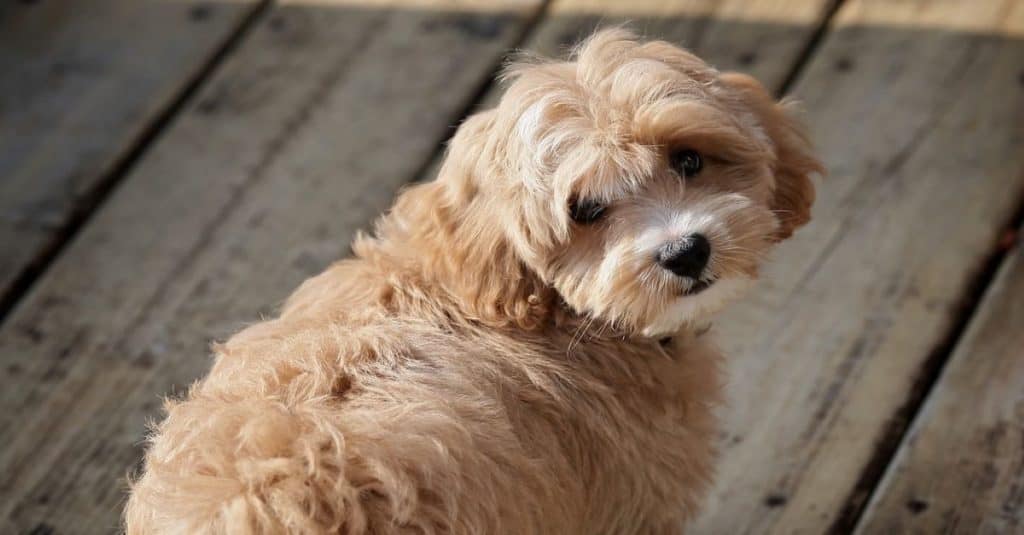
[{"x1": 124, "y1": 28, "x2": 821, "y2": 534}]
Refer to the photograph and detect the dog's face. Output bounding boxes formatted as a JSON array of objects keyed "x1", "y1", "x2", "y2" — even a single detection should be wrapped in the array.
[{"x1": 434, "y1": 30, "x2": 821, "y2": 337}]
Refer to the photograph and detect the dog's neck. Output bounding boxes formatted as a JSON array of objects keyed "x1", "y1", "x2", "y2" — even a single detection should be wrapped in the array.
[{"x1": 548, "y1": 293, "x2": 715, "y2": 347}]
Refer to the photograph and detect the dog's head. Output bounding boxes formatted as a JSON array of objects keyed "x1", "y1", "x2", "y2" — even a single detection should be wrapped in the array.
[{"x1": 380, "y1": 29, "x2": 821, "y2": 337}]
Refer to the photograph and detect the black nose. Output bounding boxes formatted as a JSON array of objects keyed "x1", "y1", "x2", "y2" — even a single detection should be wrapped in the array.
[{"x1": 657, "y1": 234, "x2": 711, "y2": 279}]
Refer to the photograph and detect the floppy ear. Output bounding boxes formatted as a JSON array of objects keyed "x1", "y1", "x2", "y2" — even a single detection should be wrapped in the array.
[
  {"x1": 720, "y1": 72, "x2": 824, "y2": 240},
  {"x1": 376, "y1": 110, "x2": 554, "y2": 330},
  {"x1": 435, "y1": 110, "x2": 496, "y2": 203}
]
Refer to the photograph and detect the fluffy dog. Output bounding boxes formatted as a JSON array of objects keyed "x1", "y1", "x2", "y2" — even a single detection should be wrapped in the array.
[{"x1": 125, "y1": 29, "x2": 820, "y2": 534}]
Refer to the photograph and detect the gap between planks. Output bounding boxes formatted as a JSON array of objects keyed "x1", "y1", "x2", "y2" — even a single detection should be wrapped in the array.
[
  {"x1": 692, "y1": 0, "x2": 1024, "y2": 530},
  {"x1": 752, "y1": 0, "x2": 1024, "y2": 531},
  {"x1": 0, "y1": 0, "x2": 273, "y2": 325},
  {"x1": 840, "y1": 196, "x2": 1024, "y2": 533},
  {"x1": 775, "y1": 0, "x2": 846, "y2": 96},
  {"x1": 391, "y1": 0, "x2": 556, "y2": 192}
]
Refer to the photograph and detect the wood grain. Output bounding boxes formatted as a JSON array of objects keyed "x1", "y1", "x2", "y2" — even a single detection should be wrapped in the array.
[
  {"x1": 854, "y1": 226, "x2": 1024, "y2": 535},
  {"x1": 692, "y1": 0, "x2": 1024, "y2": 532},
  {"x1": 0, "y1": 1, "x2": 544, "y2": 531},
  {"x1": 0, "y1": 0, "x2": 261, "y2": 307}
]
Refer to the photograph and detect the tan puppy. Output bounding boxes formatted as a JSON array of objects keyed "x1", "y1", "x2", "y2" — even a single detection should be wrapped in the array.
[{"x1": 125, "y1": 29, "x2": 821, "y2": 534}]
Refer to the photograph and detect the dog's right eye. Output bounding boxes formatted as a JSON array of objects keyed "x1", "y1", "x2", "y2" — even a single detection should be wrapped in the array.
[
  {"x1": 569, "y1": 198, "x2": 606, "y2": 225},
  {"x1": 670, "y1": 149, "x2": 703, "y2": 179}
]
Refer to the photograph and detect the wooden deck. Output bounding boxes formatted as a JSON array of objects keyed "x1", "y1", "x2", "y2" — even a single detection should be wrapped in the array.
[{"x1": 1, "y1": 0, "x2": 1022, "y2": 533}]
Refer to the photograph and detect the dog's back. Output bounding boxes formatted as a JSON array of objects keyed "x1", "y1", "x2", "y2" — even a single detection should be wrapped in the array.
[{"x1": 125, "y1": 253, "x2": 720, "y2": 533}]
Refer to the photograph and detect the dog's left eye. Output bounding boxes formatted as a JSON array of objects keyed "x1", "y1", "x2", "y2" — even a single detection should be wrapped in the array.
[
  {"x1": 670, "y1": 149, "x2": 703, "y2": 178},
  {"x1": 569, "y1": 198, "x2": 607, "y2": 225}
]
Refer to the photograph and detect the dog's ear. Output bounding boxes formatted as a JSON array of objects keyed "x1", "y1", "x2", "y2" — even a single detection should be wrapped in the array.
[
  {"x1": 436, "y1": 109, "x2": 497, "y2": 204},
  {"x1": 380, "y1": 110, "x2": 553, "y2": 330},
  {"x1": 720, "y1": 72, "x2": 823, "y2": 240}
]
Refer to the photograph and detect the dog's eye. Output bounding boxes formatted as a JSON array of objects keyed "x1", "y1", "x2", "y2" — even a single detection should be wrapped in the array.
[
  {"x1": 569, "y1": 198, "x2": 607, "y2": 225},
  {"x1": 670, "y1": 149, "x2": 703, "y2": 178}
]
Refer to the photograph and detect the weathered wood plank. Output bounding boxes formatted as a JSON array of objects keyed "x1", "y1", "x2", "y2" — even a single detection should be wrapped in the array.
[
  {"x1": 503, "y1": 0, "x2": 830, "y2": 101},
  {"x1": 0, "y1": 1, "x2": 546, "y2": 532},
  {"x1": 0, "y1": 1, "x2": 833, "y2": 531},
  {"x1": 0, "y1": 0, "x2": 261, "y2": 309},
  {"x1": 692, "y1": 0, "x2": 1024, "y2": 532},
  {"x1": 854, "y1": 226, "x2": 1024, "y2": 535}
]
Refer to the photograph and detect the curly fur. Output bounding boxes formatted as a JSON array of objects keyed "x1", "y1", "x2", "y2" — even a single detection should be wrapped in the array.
[{"x1": 125, "y1": 28, "x2": 821, "y2": 534}]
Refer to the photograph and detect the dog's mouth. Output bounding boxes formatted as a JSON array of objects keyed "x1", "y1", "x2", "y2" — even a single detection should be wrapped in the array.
[{"x1": 682, "y1": 279, "x2": 713, "y2": 296}]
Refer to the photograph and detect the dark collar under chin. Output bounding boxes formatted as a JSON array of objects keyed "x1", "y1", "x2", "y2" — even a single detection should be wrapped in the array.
[{"x1": 658, "y1": 321, "x2": 713, "y2": 347}]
